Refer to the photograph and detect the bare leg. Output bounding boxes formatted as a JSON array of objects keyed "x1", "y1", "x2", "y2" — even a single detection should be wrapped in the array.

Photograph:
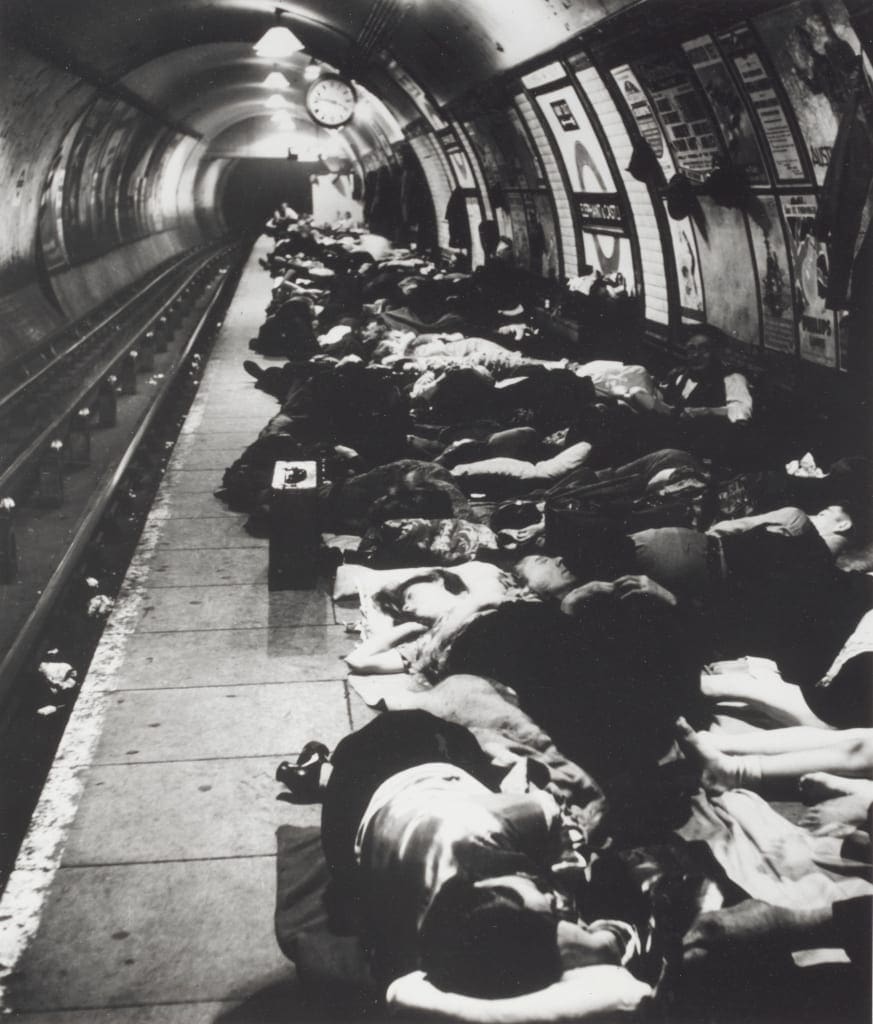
[
  {"x1": 711, "y1": 726, "x2": 841, "y2": 755},
  {"x1": 701, "y1": 671, "x2": 829, "y2": 729},
  {"x1": 677, "y1": 720, "x2": 873, "y2": 795}
]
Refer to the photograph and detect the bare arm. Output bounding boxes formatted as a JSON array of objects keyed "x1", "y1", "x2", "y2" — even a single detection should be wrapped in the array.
[
  {"x1": 344, "y1": 621, "x2": 428, "y2": 674},
  {"x1": 681, "y1": 373, "x2": 753, "y2": 423}
]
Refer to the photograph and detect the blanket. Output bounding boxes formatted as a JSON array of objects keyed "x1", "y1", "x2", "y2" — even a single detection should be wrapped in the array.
[
  {"x1": 346, "y1": 672, "x2": 606, "y2": 839},
  {"x1": 679, "y1": 789, "x2": 873, "y2": 917}
]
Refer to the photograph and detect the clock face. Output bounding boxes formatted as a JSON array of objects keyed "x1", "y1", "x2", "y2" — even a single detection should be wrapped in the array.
[{"x1": 305, "y1": 76, "x2": 357, "y2": 127}]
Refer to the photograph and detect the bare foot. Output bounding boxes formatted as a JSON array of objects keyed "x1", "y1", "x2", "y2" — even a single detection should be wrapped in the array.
[
  {"x1": 800, "y1": 794, "x2": 872, "y2": 830},
  {"x1": 675, "y1": 718, "x2": 747, "y2": 793},
  {"x1": 799, "y1": 772, "x2": 873, "y2": 804}
]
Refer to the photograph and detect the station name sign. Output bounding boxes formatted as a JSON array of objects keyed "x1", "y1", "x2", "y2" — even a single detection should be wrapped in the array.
[{"x1": 576, "y1": 192, "x2": 623, "y2": 231}]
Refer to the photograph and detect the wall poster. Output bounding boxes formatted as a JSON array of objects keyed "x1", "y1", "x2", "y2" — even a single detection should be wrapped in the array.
[
  {"x1": 385, "y1": 59, "x2": 446, "y2": 130},
  {"x1": 611, "y1": 64, "x2": 677, "y2": 182},
  {"x1": 716, "y1": 23, "x2": 807, "y2": 183},
  {"x1": 682, "y1": 34, "x2": 769, "y2": 184},
  {"x1": 695, "y1": 199, "x2": 760, "y2": 343},
  {"x1": 532, "y1": 193, "x2": 561, "y2": 279},
  {"x1": 755, "y1": 0, "x2": 865, "y2": 185},
  {"x1": 436, "y1": 127, "x2": 476, "y2": 190},
  {"x1": 781, "y1": 192, "x2": 837, "y2": 366},
  {"x1": 507, "y1": 193, "x2": 531, "y2": 267},
  {"x1": 634, "y1": 54, "x2": 723, "y2": 181},
  {"x1": 747, "y1": 196, "x2": 798, "y2": 353},
  {"x1": 667, "y1": 215, "x2": 705, "y2": 319},
  {"x1": 612, "y1": 62, "x2": 705, "y2": 318}
]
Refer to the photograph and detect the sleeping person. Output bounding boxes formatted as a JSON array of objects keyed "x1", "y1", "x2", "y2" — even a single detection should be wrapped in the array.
[
  {"x1": 313, "y1": 710, "x2": 652, "y2": 1014},
  {"x1": 347, "y1": 571, "x2": 703, "y2": 788}
]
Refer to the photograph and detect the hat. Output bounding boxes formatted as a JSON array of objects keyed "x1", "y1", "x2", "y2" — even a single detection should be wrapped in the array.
[
  {"x1": 702, "y1": 166, "x2": 749, "y2": 208},
  {"x1": 627, "y1": 137, "x2": 664, "y2": 186},
  {"x1": 665, "y1": 174, "x2": 696, "y2": 220}
]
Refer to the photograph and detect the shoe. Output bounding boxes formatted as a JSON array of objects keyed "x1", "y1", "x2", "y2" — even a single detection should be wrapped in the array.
[{"x1": 276, "y1": 741, "x2": 330, "y2": 803}]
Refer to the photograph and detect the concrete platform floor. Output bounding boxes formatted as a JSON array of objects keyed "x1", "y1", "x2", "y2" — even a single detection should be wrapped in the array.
[{"x1": 0, "y1": 238, "x2": 374, "y2": 1020}]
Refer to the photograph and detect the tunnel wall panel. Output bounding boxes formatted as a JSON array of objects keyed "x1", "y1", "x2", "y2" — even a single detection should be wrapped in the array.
[{"x1": 0, "y1": 40, "x2": 220, "y2": 374}]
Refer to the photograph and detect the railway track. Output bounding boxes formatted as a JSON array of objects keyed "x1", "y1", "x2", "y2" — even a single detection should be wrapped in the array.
[{"x1": 0, "y1": 237, "x2": 250, "y2": 888}]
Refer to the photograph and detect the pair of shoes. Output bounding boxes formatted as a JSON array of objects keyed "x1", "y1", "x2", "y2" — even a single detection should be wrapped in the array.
[{"x1": 276, "y1": 741, "x2": 330, "y2": 803}]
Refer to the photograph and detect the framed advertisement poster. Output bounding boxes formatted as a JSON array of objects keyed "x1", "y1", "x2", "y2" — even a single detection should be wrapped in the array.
[
  {"x1": 436, "y1": 127, "x2": 476, "y2": 190},
  {"x1": 634, "y1": 54, "x2": 723, "y2": 182},
  {"x1": 747, "y1": 196, "x2": 798, "y2": 354},
  {"x1": 612, "y1": 64, "x2": 678, "y2": 181},
  {"x1": 716, "y1": 23, "x2": 807, "y2": 183},
  {"x1": 681, "y1": 34, "x2": 769, "y2": 184},
  {"x1": 694, "y1": 199, "x2": 760, "y2": 344},
  {"x1": 781, "y1": 192, "x2": 838, "y2": 366},
  {"x1": 755, "y1": 0, "x2": 865, "y2": 185}
]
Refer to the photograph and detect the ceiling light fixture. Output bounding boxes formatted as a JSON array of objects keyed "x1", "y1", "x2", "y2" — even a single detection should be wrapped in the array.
[
  {"x1": 265, "y1": 93, "x2": 290, "y2": 109},
  {"x1": 303, "y1": 59, "x2": 321, "y2": 82},
  {"x1": 262, "y1": 70, "x2": 291, "y2": 89},
  {"x1": 254, "y1": 9, "x2": 304, "y2": 58}
]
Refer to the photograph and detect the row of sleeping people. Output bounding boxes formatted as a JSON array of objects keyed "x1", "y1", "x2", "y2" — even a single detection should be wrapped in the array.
[{"x1": 220, "y1": 212, "x2": 873, "y2": 1023}]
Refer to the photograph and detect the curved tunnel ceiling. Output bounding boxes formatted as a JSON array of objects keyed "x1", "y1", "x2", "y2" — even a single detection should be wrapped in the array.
[{"x1": 4, "y1": 0, "x2": 641, "y2": 155}]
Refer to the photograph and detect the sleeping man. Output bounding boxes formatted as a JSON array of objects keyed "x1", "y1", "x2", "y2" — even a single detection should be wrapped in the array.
[{"x1": 310, "y1": 710, "x2": 653, "y2": 1019}]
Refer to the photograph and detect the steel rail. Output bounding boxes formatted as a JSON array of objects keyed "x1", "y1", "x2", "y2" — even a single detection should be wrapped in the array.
[
  {"x1": 0, "y1": 245, "x2": 234, "y2": 499},
  {"x1": 0, "y1": 257, "x2": 240, "y2": 724},
  {"x1": 0, "y1": 246, "x2": 213, "y2": 414}
]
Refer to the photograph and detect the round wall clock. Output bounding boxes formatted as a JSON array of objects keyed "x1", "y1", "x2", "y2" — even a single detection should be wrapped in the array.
[{"x1": 305, "y1": 75, "x2": 357, "y2": 127}]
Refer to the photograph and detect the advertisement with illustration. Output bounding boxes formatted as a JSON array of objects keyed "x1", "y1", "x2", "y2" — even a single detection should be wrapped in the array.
[
  {"x1": 663, "y1": 213, "x2": 705, "y2": 319},
  {"x1": 781, "y1": 192, "x2": 838, "y2": 365},
  {"x1": 716, "y1": 22, "x2": 807, "y2": 183},
  {"x1": 535, "y1": 84, "x2": 616, "y2": 194},
  {"x1": 748, "y1": 196, "x2": 798, "y2": 353},
  {"x1": 682, "y1": 34, "x2": 768, "y2": 184},
  {"x1": 755, "y1": 0, "x2": 864, "y2": 185}
]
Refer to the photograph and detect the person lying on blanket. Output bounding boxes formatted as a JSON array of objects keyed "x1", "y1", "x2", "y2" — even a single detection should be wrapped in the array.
[
  {"x1": 517, "y1": 501, "x2": 873, "y2": 690},
  {"x1": 312, "y1": 710, "x2": 652, "y2": 1017},
  {"x1": 348, "y1": 571, "x2": 702, "y2": 788}
]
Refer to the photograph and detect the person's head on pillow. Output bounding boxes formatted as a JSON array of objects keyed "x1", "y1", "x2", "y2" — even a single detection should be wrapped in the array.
[
  {"x1": 375, "y1": 568, "x2": 469, "y2": 625},
  {"x1": 418, "y1": 873, "x2": 562, "y2": 998}
]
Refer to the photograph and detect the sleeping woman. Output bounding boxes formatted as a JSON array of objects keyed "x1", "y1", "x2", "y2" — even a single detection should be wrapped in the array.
[{"x1": 346, "y1": 568, "x2": 704, "y2": 787}]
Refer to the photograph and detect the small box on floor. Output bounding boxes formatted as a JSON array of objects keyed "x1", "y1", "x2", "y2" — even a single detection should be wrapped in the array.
[{"x1": 269, "y1": 460, "x2": 319, "y2": 590}]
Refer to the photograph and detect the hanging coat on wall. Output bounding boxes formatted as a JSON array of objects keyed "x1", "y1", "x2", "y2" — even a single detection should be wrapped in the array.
[{"x1": 445, "y1": 186, "x2": 471, "y2": 250}]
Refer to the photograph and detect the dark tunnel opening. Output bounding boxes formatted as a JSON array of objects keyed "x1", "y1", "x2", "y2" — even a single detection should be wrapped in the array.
[{"x1": 220, "y1": 158, "x2": 315, "y2": 233}]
